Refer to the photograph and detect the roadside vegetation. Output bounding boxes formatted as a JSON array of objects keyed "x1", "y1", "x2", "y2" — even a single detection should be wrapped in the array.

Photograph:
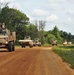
[{"x1": 52, "y1": 46, "x2": 74, "y2": 69}]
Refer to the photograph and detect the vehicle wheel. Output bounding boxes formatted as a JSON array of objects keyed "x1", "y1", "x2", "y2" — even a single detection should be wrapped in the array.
[
  {"x1": 21, "y1": 43, "x2": 23, "y2": 48},
  {"x1": 11, "y1": 42, "x2": 15, "y2": 51},
  {"x1": 39, "y1": 45, "x2": 41, "y2": 47},
  {"x1": 21, "y1": 44, "x2": 25, "y2": 48},
  {"x1": 52, "y1": 44, "x2": 53, "y2": 46},
  {"x1": 8, "y1": 41, "x2": 14, "y2": 52},
  {"x1": 21, "y1": 43, "x2": 25, "y2": 48},
  {"x1": 30, "y1": 45, "x2": 33, "y2": 48},
  {"x1": 56, "y1": 44, "x2": 58, "y2": 46},
  {"x1": 23, "y1": 46, "x2": 25, "y2": 48}
]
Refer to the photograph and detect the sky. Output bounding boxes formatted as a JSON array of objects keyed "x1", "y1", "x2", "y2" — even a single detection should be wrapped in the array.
[{"x1": 0, "y1": 0, "x2": 74, "y2": 34}]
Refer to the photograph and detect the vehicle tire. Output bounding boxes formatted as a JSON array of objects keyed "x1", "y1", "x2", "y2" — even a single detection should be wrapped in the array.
[
  {"x1": 21, "y1": 43, "x2": 25, "y2": 48},
  {"x1": 11, "y1": 41, "x2": 15, "y2": 51},
  {"x1": 8, "y1": 41, "x2": 14, "y2": 52},
  {"x1": 21, "y1": 43, "x2": 23, "y2": 48},
  {"x1": 30, "y1": 45, "x2": 33, "y2": 48},
  {"x1": 38, "y1": 44, "x2": 41, "y2": 47},
  {"x1": 21, "y1": 44, "x2": 25, "y2": 48},
  {"x1": 21, "y1": 45, "x2": 24, "y2": 48},
  {"x1": 56, "y1": 44, "x2": 58, "y2": 46}
]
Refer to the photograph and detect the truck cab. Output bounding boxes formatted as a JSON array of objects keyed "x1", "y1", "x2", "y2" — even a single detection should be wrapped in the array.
[{"x1": 0, "y1": 23, "x2": 16, "y2": 52}]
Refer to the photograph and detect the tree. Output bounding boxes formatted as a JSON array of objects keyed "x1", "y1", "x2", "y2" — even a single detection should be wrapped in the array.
[
  {"x1": 52, "y1": 26, "x2": 59, "y2": 37},
  {"x1": 0, "y1": 6, "x2": 29, "y2": 30},
  {"x1": 34, "y1": 20, "x2": 46, "y2": 44},
  {"x1": 47, "y1": 34, "x2": 56, "y2": 44},
  {"x1": 68, "y1": 33, "x2": 72, "y2": 41},
  {"x1": 60, "y1": 31, "x2": 72, "y2": 42},
  {"x1": 26, "y1": 23, "x2": 38, "y2": 39},
  {"x1": 49, "y1": 26, "x2": 63, "y2": 43}
]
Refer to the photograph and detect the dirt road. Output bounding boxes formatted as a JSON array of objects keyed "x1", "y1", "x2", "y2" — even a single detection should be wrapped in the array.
[{"x1": 0, "y1": 47, "x2": 74, "y2": 75}]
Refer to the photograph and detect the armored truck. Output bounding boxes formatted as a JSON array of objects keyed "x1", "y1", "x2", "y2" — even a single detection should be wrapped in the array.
[
  {"x1": 52, "y1": 40, "x2": 58, "y2": 46},
  {"x1": 19, "y1": 36, "x2": 33, "y2": 48},
  {"x1": 0, "y1": 23, "x2": 16, "y2": 52},
  {"x1": 33, "y1": 38, "x2": 41, "y2": 46}
]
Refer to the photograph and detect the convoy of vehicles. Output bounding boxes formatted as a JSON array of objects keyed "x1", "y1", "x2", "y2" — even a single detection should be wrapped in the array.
[
  {"x1": 0, "y1": 23, "x2": 16, "y2": 52},
  {"x1": 0, "y1": 23, "x2": 64, "y2": 52},
  {"x1": 0, "y1": 23, "x2": 72, "y2": 52}
]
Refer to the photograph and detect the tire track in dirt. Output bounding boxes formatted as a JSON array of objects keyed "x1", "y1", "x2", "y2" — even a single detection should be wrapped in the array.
[{"x1": 0, "y1": 47, "x2": 74, "y2": 75}]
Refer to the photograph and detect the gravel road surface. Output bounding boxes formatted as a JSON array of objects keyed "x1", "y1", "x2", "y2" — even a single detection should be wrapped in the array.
[{"x1": 0, "y1": 47, "x2": 74, "y2": 75}]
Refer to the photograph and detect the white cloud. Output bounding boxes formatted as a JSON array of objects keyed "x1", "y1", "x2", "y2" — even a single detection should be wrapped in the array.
[
  {"x1": 69, "y1": 10, "x2": 74, "y2": 14},
  {"x1": 32, "y1": 9, "x2": 49, "y2": 16},
  {"x1": 0, "y1": 0, "x2": 15, "y2": 2},
  {"x1": 26, "y1": 14, "x2": 34, "y2": 22},
  {"x1": 1, "y1": 0, "x2": 21, "y2": 10},
  {"x1": 67, "y1": 0, "x2": 74, "y2": 3},
  {"x1": 46, "y1": 14, "x2": 58, "y2": 21},
  {"x1": 48, "y1": 0, "x2": 66, "y2": 3},
  {"x1": 48, "y1": 0, "x2": 66, "y2": 7},
  {"x1": 9, "y1": 3, "x2": 21, "y2": 10},
  {"x1": 66, "y1": 18, "x2": 72, "y2": 22}
]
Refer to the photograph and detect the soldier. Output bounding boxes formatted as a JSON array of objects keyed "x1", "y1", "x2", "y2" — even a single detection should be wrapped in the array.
[{"x1": 1, "y1": 23, "x2": 6, "y2": 35}]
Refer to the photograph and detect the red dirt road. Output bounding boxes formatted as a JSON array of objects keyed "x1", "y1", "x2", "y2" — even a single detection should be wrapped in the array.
[{"x1": 0, "y1": 47, "x2": 74, "y2": 75}]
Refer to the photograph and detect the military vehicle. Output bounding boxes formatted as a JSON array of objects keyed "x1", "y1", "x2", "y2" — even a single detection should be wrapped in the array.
[
  {"x1": 33, "y1": 38, "x2": 41, "y2": 46},
  {"x1": 52, "y1": 40, "x2": 58, "y2": 46},
  {"x1": 0, "y1": 23, "x2": 16, "y2": 52},
  {"x1": 19, "y1": 36, "x2": 33, "y2": 48}
]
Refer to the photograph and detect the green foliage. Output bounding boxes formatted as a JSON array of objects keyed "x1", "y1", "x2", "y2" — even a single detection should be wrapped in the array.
[
  {"x1": 60, "y1": 31, "x2": 72, "y2": 42},
  {"x1": 53, "y1": 46, "x2": 74, "y2": 69},
  {"x1": 47, "y1": 26, "x2": 74, "y2": 44},
  {"x1": 0, "y1": 6, "x2": 29, "y2": 29},
  {"x1": 16, "y1": 24, "x2": 27, "y2": 39},
  {"x1": 26, "y1": 24, "x2": 38, "y2": 39},
  {"x1": 47, "y1": 34, "x2": 56, "y2": 44},
  {"x1": 48, "y1": 26, "x2": 63, "y2": 44}
]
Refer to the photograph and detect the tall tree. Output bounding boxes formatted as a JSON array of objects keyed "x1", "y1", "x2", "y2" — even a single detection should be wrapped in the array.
[
  {"x1": 50, "y1": 26, "x2": 63, "y2": 43},
  {"x1": 34, "y1": 20, "x2": 46, "y2": 44},
  {"x1": 0, "y1": 6, "x2": 29, "y2": 30},
  {"x1": 26, "y1": 23, "x2": 38, "y2": 39}
]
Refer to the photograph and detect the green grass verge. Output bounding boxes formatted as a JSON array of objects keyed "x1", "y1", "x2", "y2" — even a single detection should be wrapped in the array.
[{"x1": 52, "y1": 46, "x2": 74, "y2": 69}]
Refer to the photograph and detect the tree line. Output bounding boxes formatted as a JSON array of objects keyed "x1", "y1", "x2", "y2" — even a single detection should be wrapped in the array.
[
  {"x1": 44, "y1": 26, "x2": 73, "y2": 44},
  {"x1": 0, "y1": 3, "x2": 74, "y2": 45}
]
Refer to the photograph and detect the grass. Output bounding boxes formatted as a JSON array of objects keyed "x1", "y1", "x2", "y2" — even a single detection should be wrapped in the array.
[{"x1": 52, "y1": 46, "x2": 74, "y2": 69}]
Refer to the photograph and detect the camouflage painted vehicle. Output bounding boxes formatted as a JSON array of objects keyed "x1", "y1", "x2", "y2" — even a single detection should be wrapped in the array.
[
  {"x1": 33, "y1": 38, "x2": 41, "y2": 46},
  {"x1": 0, "y1": 23, "x2": 16, "y2": 52},
  {"x1": 19, "y1": 36, "x2": 33, "y2": 48}
]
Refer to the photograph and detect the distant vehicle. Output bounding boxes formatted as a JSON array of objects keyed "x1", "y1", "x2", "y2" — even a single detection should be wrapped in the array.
[
  {"x1": 63, "y1": 41, "x2": 67, "y2": 45},
  {"x1": 68, "y1": 42, "x2": 72, "y2": 45},
  {"x1": 0, "y1": 23, "x2": 16, "y2": 52},
  {"x1": 63, "y1": 40, "x2": 72, "y2": 45},
  {"x1": 52, "y1": 40, "x2": 58, "y2": 46},
  {"x1": 33, "y1": 38, "x2": 41, "y2": 46},
  {"x1": 19, "y1": 36, "x2": 33, "y2": 48}
]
